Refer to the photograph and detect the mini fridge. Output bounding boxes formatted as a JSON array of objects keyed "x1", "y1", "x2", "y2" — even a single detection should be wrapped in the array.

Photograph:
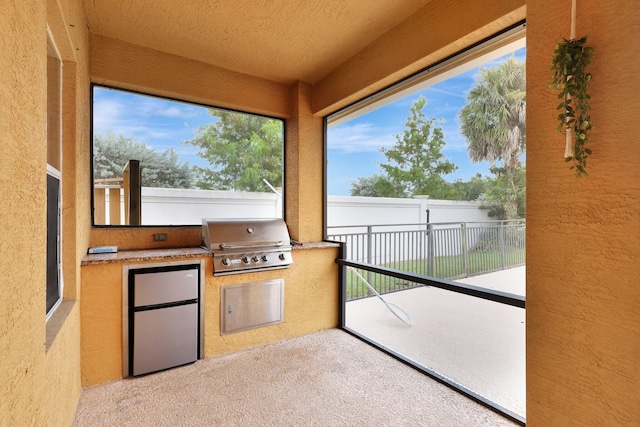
[{"x1": 128, "y1": 264, "x2": 200, "y2": 376}]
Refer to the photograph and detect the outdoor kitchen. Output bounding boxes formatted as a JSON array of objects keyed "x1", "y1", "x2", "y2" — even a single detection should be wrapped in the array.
[
  {"x1": 77, "y1": 79, "x2": 341, "y2": 387},
  {"x1": 80, "y1": 222, "x2": 340, "y2": 387}
]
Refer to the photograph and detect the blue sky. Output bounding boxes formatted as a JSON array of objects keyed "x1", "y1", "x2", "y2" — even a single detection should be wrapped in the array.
[
  {"x1": 93, "y1": 87, "x2": 218, "y2": 168},
  {"x1": 93, "y1": 46, "x2": 525, "y2": 196},
  {"x1": 327, "y1": 46, "x2": 526, "y2": 195}
]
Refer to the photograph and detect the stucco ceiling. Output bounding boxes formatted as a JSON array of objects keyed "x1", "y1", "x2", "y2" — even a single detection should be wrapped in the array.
[{"x1": 83, "y1": 0, "x2": 435, "y2": 84}]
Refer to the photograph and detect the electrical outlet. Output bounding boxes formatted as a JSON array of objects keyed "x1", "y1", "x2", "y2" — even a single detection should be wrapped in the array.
[{"x1": 153, "y1": 233, "x2": 168, "y2": 241}]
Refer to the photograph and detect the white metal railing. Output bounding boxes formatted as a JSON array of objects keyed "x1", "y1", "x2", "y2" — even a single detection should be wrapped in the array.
[{"x1": 327, "y1": 220, "x2": 525, "y2": 300}]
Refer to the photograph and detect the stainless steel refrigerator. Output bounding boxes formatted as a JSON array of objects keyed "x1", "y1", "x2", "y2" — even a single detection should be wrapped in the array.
[{"x1": 128, "y1": 264, "x2": 200, "y2": 376}]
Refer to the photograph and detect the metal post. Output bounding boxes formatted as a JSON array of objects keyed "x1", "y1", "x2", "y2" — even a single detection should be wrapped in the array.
[
  {"x1": 337, "y1": 242, "x2": 346, "y2": 327},
  {"x1": 424, "y1": 209, "x2": 430, "y2": 276},
  {"x1": 461, "y1": 223, "x2": 469, "y2": 277},
  {"x1": 499, "y1": 221, "x2": 506, "y2": 270},
  {"x1": 427, "y1": 223, "x2": 434, "y2": 276},
  {"x1": 419, "y1": 227, "x2": 424, "y2": 275},
  {"x1": 366, "y1": 225, "x2": 373, "y2": 290}
]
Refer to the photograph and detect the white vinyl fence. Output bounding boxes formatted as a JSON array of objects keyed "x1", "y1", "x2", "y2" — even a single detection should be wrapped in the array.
[
  {"x1": 99, "y1": 189, "x2": 490, "y2": 227},
  {"x1": 327, "y1": 195, "x2": 491, "y2": 228}
]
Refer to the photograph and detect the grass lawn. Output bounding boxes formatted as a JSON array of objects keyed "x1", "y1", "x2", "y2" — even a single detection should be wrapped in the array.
[{"x1": 346, "y1": 249, "x2": 525, "y2": 300}]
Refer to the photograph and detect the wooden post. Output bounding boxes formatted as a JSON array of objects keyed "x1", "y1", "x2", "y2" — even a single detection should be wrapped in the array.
[
  {"x1": 93, "y1": 188, "x2": 105, "y2": 225},
  {"x1": 109, "y1": 187, "x2": 121, "y2": 225},
  {"x1": 123, "y1": 160, "x2": 141, "y2": 225}
]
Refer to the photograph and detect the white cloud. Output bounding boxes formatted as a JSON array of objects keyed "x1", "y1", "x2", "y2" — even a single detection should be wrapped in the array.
[
  {"x1": 137, "y1": 98, "x2": 202, "y2": 119},
  {"x1": 426, "y1": 86, "x2": 467, "y2": 99},
  {"x1": 441, "y1": 123, "x2": 468, "y2": 152},
  {"x1": 93, "y1": 101, "x2": 165, "y2": 141},
  {"x1": 155, "y1": 106, "x2": 183, "y2": 117},
  {"x1": 92, "y1": 92, "x2": 207, "y2": 145},
  {"x1": 328, "y1": 119, "x2": 470, "y2": 155},
  {"x1": 92, "y1": 99, "x2": 124, "y2": 130},
  {"x1": 327, "y1": 123, "x2": 396, "y2": 153}
]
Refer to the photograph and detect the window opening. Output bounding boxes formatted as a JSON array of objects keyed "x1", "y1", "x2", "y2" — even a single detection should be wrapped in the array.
[
  {"x1": 91, "y1": 86, "x2": 285, "y2": 226},
  {"x1": 327, "y1": 24, "x2": 526, "y2": 423},
  {"x1": 46, "y1": 31, "x2": 63, "y2": 318}
]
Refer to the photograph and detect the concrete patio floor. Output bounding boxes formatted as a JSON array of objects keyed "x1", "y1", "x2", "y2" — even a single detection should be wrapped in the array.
[
  {"x1": 72, "y1": 267, "x2": 525, "y2": 426},
  {"x1": 345, "y1": 266, "x2": 526, "y2": 419},
  {"x1": 73, "y1": 329, "x2": 518, "y2": 427}
]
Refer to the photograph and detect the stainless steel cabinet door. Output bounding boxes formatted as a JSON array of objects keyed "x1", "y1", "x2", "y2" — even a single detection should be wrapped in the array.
[
  {"x1": 133, "y1": 268, "x2": 199, "y2": 307},
  {"x1": 133, "y1": 303, "x2": 198, "y2": 376}
]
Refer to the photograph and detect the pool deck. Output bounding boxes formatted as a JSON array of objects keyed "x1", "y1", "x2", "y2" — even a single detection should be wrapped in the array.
[{"x1": 345, "y1": 266, "x2": 526, "y2": 418}]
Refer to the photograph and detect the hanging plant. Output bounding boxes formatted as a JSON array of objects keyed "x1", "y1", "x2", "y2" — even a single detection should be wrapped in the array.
[{"x1": 550, "y1": 35, "x2": 595, "y2": 177}]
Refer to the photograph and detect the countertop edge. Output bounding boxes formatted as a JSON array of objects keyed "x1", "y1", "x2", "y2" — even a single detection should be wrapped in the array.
[
  {"x1": 292, "y1": 241, "x2": 341, "y2": 250},
  {"x1": 81, "y1": 241, "x2": 340, "y2": 266},
  {"x1": 81, "y1": 247, "x2": 210, "y2": 266}
]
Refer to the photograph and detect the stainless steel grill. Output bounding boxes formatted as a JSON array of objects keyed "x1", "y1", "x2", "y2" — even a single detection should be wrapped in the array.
[{"x1": 202, "y1": 218, "x2": 293, "y2": 276}]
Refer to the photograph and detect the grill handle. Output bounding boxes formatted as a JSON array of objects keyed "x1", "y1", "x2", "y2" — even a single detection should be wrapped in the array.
[{"x1": 219, "y1": 240, "x2": 285, "y2": 250}]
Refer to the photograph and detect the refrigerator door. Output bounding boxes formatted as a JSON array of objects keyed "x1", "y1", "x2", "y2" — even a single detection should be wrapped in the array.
[
  {"x1": 133, "y1": 303, "x2": 198, "y2": 376},
  {"x1": 133, "y1": 268, "x2": 199, "y2": 307}
]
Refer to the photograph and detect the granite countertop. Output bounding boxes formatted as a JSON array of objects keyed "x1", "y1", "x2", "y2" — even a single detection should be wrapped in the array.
[
  {"x1": 81, "y1": 247, "x2": 210, "y2": 266},
  {"x1": 291, "y1": 241, "x2": 341, "y2": 250},
  {"x1": 81, "y1": 241, "x2": 341, "y2": 266}
]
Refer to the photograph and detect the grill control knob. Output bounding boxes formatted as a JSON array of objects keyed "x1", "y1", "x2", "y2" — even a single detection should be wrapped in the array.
[
  {"x1": 279, "y1": 253, "x2": 286, "y2": 261},
  {"x1": 222, "y1": 257, "x2": 231, "y2": 266},
  {"x1": 241, "y1": 256, "x2": 250, "y2": 264},
  {"x1": 252, "y1": 255, "x2": 260, "y2": 263},
  {"x1": 261, "y1": 255, "x2": 269, "y2": 262}
]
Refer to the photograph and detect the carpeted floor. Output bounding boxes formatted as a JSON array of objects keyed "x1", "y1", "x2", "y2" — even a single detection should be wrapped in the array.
[{"x1": 72, "y1": 329, "x2": 517, "y2": 426}]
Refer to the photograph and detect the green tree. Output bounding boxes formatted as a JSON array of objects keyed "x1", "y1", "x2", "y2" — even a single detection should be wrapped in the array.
[
  {"x1": 483, "y1": 165, "x2": 526, "y2": 219},
  {"x1": 184, "y1": 109, "x2": 283, "y2": 192},
  {"x1": 350, "y1": 174, "x2": 406, "y2": 197},
  {"x1": 379, "y1": 96, "x2": 457, "y2": 197},
  {"x1": 451, "y1": 173, "x2": 488, "y2": 201},
  {"x1": 458, "y1": 57, "x2": 526, "y2": 219},
  {"x1": 93, "y1": 131, "x2": 192, "y2": 188}
]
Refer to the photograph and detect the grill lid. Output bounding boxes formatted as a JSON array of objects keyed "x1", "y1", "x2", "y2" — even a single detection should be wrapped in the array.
[
  {"x1": 202, "y1": 218, "x2": 293, "y2": 275},
  {"x1": 202, "y1": 218, "x2": 292, "y2": 251}
]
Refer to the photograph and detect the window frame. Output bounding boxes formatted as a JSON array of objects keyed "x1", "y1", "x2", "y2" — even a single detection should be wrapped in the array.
[
  {"x1": 323, "y1": 22, "x2": 526, "y2": 234},
  {"x1": 324, "y1": 21, "x2": 527, "y2": 425},
  {"x1": 90, "y1": 84, "x2": 287, "y2": 227},
  {"x1": 46, "y1": 30, "x2": 63, "y2": 320},
  {"x1": 46, "y1": 166, "x2": 62, "y2": 318}
]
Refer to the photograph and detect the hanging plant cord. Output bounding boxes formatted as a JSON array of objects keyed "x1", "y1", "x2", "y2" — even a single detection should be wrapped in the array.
[{"x1": 549, "y1": 0, "x2": 594, "y2": 177}]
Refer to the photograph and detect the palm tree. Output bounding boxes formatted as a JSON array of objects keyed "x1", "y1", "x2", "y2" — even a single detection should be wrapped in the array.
[{"x1": 458, "y1": 57, "x2": 525, "y2": 219}]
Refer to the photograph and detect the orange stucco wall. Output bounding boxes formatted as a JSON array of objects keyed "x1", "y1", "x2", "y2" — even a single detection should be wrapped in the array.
[
  {"x1": 526, "y1": 1, "x2": 640, "y2": 425},
  {"x1": 90, "y1": 34, "x2": 292, "y2": 119},
  {"x1": 89, "y1": 225, "x2": 202, "y2": 251},
  {"x1": 313, "y1": 0, "x2": 526, "y2": 116},
  {"x1": 80, "y1": 247, "x2": 339, "y2": 386},
  {"x1": 4, "y1": 0, "x2": 639, "y2": 424},
  {"x1": 286, "y1": 82, "x2": 325, "y2": 242},
  {"x1": 203, "y1": 248, "x2": 339, "y2": 355},
  {"x1": 87, "y1": 36, "x2": 326, "y2": 248},
  {"x1": 0, "y1": 0, "x2": 90, "y2": 425}
]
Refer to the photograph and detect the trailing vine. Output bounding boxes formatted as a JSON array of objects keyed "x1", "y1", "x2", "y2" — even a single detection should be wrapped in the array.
[{"x1": 550, "y1": 35, "x2": 594, "y2": 176}]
